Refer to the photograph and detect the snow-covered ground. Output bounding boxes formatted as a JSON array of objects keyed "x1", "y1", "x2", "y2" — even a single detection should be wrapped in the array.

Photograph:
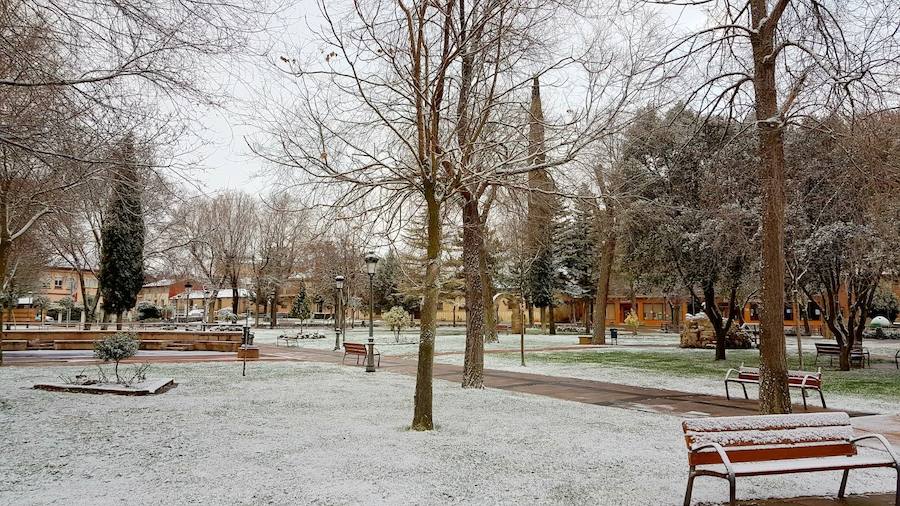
[
  {"x1": 253, "y1": 327, "x2": 683, "y2": 356},
  {"x1": 256, "y1": 325, "x2": 900, "y2": 359},
  {"x1": 1, "y1": 362, "x2": 896, "y2": 505},
  {"x1": 434, "y1": 351, "x2": 900, "y2": 416}
]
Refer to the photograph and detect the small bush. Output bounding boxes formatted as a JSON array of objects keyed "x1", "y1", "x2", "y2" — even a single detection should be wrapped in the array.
[
  {"x1": 383, "y1": 306, "x2": 413, "y2": 342},
  {"x1": 94, "y1": 333, "x2": 139, "y2": 383}
]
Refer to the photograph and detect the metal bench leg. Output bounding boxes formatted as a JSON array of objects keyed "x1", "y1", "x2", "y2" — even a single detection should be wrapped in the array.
[
  {"x1": 839, "y1": 468, "x2": 850, "y2": 498},
  {"x1": 893, "y1": 465, "x2": 898, "y2": 506},
  {"x1": 818, "y1": 388, "x2": 826, "y2": 409},
  {"x1": 740, "y1": 383, "x2": 748, "y2": 400},
  {"x1": 728, "y1": 475, "x2": 736, "y2": 506},
  {"x1": 341, "y1": 353, "x2": 346, "y2": 365},
  {"x1": 683, "y1": 469, "x2": 696, "y2": 506},
  {"x1": 801, "y1": 388, "x2": 808, "y2": 410},
  {"x1": 725, "y1": 381, "x2": 731, "y2": 400}
]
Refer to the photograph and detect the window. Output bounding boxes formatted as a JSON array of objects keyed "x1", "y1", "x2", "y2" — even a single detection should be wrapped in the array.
[
  {"x1": 783, "y1": 304, "x2": 793, "y2": 321},
  {"x1": 436, "y1": 302, "x2": 444, "y2": 310},
  {"x1": 642, "y1": 303, "x2": 664, "y2": 320},
  {"x1": 807, "y1": 301, "x2": 822, "y2": 321},
  {"x1": 54, "y1": 278, "x2": 63, "y2": 289}
]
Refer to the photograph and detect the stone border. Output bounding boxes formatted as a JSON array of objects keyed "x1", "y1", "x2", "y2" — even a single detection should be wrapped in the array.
[{"x1": 33, "y1": 378, "x2": 176, "y2": 396}]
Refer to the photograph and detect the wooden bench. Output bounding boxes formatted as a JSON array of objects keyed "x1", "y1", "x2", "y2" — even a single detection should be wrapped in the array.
[
  {"x1": 725, "y1": 364, "x2": 825, "y2": 409},
  {"x1": 276, "y1": 333, "x2": 299, "y2": 347},
  {"x1": 814, "y1": 342, "x2": 870, "y2": 368},
  {"x1": 342, "y1": 342, "x2": 380, "y2": 367},
  {"x1": 682, "y1": 412, "x2": 899, "y2": 506}
]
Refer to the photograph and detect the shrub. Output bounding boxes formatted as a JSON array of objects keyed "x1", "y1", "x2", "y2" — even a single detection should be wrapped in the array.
[
  {"x1": 624, "y1": 310, "x2": 640, "y2": 335},
  {"x1": 383, "y1": 306, "x2": 412, "y2": 342},
  {"x1": 136, "y1": 301, "x2": 162, "y2": 320},
  {"x1": 94, "y1": 333, "x2": 139, "y2": 383}
]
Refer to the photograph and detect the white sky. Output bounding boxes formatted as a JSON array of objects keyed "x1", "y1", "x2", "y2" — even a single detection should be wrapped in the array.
[{"x1": 188, "y1": 1, "x2": 706, "y2": 195}]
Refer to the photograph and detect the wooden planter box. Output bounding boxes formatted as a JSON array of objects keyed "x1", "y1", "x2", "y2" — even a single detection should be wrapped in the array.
[{"x1": 578, "y1": 335, "x2": 592, "y2": 345}]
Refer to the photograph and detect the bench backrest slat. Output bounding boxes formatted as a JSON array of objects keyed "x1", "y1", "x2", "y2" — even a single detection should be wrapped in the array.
[
  {"x1": 683, "y1": 413, "x2": 855, "y2": 466},
  {"x1": 343, "y1": 343, "x2": 368, "y2": 353},
  {"x1": 736, "y1": 366, "x2": 820, "y2": 387}
]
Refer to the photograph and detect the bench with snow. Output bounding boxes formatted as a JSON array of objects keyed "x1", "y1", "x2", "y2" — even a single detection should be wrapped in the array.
[
  {"x1": 276, "y1": 333, "x2": 299, "y2": 347},
  {"x1": 725, "y1": 364, "x2": 825, "y2": 409},
  {"x1": 682, "y1": 412, "x2": 899, "y2": 506},
  {"x1": 814, "y1": 342, "x2": 870, "y2": 368},
  {"x1": 342, "y1": 342, "x2": 380, "y2": 367}
]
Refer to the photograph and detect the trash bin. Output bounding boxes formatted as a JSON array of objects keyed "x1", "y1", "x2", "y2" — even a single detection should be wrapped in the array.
[{"x1": 609, "y1": 328, "x2": 618, "y2": 344}]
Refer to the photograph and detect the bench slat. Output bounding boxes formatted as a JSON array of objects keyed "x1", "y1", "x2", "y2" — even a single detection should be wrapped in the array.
[
  {"x1": 728, "y1": 454, "x2": 892, "y2": 476},
  {"x1": 688, "y1": 442, "x2": 857, "y2": 466}
]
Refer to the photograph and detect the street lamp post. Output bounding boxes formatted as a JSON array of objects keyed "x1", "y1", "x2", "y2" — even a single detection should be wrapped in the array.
[
  {"x1": 267, "y1": 290, "x2": 275, "y2": 329},
  {"x1": 183, "y1": 283, "x2": 193, "y2": 325},
  {"x1": 334, "y1": 275, "x2": 345, "y2": 351},
  {"x1": 364, "y1": 252, "x2": 379, "y2": 372}
]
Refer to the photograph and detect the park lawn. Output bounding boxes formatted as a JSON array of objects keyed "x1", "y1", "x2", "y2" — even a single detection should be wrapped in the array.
[{"x1": 502, "y1": 348, "x2": 900, "y2": 401}]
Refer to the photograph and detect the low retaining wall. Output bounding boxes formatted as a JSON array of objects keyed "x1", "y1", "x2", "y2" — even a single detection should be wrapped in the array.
[{"x1": 1, "y1": 330, "x2": 242, "y2": 351}]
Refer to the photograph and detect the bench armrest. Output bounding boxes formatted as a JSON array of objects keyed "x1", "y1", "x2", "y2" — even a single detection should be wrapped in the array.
[
  {"x1": 724, "y1": 362, "x2": 745, "y2": 382},
  {"x1": 691, "y1": 442, "x2": 735, "y2": 475},
  {"x1": 851, "y1": 434, "x2": 900, "y2": 465}
]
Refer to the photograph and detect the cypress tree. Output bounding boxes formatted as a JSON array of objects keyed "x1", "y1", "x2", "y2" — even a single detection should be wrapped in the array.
[
  {"x1": 99, "y1": 135, "x2": 145, "y2": 329},
  {"x1": 289, "y1": 283, "x2": 312, "y2": 331}
]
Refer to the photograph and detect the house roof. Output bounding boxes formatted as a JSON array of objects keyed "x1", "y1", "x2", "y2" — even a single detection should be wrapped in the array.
[
  {"x1": 172, "y1": 288, "x2": 252, "y2": 300},
  {"x1": 142, "y1": 279, "x2": 177, "y2": 288}
]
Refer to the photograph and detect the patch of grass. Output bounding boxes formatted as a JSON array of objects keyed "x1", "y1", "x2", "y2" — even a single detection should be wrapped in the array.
[{"x1": 503, "y1": 349, "x2": 900, "y2": 400}]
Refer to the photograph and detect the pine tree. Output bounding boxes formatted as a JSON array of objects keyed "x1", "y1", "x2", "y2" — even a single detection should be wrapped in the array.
[
  {"x1": 289, "y1": 283, "x2": 312, "y2": 331},
  {"x1": 559, "y1": 190, "x2": 600, "y2": 330},
  {"x1": 99, "y1": 135, "x2": 145, "y2": 329}
]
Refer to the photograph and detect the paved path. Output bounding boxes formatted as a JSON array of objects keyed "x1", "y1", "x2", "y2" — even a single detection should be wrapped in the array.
[{"x1": 262, "y1": 345, "x2": 866, "y2": 418}]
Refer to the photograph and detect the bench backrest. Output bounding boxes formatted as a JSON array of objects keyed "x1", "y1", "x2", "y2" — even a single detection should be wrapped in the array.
[
  {"x1": 815, "y1": 342, "x2": 841, "y2": 352},
  {"x1": 683, "y1": 412, "x2": 855, "y2": 466},
  {"x1": 343, "y1": 342, "x2": 367, "y2": 354},
  {"x1": 736, "y1": 366, "x2": 821, "y2": 387}
]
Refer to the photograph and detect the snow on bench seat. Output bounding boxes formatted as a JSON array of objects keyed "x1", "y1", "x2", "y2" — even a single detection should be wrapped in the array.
[
  {"x1": 688, "y1": 425, "x2": 854, "y2": 449},
  {"x1": 723, "y1": 454, "x2": 897, "y2": 476},
  {"x1": 683, "y1": 412, "x2": 849, "y2": 433}
]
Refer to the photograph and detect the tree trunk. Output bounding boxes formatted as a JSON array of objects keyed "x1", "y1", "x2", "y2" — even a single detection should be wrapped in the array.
[
  {"x1": 116, "y1": 311, "x2": 123, "y2": 331},
  {"x1": 461, "y1": 196, "x2": 485, "y2": 389},
  {"x1": 0, "y1": 238, "x2": 8, "y2": 366},
  {"x1": 548, "y1": 303, "x2": 556, "y2": 335},
  {"x1": 591, "y1": 214, "x2": 615, "y2": 345},
  {"x1": 539, "y1": 306, "x2": 546, "y2": 332},
  {"x1": 231, "y1": 283, "x2": 239, "y2": 314},
  {"x1": 412, "y1": 187, "x2": 440, "y2": 431},
  {"x1": 527, "y1": 303, "x2": 533, "y2": 327},
  {"x1": 584, "y1": 299, "x2": 591, "y2": 334},
  {"x1": 751, "y1": 0, "x2": 791, "y2": 414},
  {"x1": 270, "y1": 289, "x2": 278, "y2": 328},
  {"x1": 481, "y1": 250, "x2": 497, "y2": 343}
]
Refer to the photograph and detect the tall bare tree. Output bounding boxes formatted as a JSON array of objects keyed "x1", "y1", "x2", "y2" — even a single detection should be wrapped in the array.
[{"x1": 641, "y1": 0, "x2": 900, "y2": 413}]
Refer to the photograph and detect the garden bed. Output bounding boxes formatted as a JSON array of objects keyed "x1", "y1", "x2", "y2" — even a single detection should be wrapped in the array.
[{"x1": 33, "y1": 377, "x2": 175, "y2": 396}]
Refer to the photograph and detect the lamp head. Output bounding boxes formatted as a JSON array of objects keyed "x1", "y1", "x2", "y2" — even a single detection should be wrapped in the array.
[
  {"x1": 335, "y1": 275, "x2": 345, "y2": 289},
  {"x1": 364, "y1": 251, "x2": 379, "y2": 275}
]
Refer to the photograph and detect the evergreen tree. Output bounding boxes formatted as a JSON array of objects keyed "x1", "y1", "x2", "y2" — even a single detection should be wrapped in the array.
[
  {"x1": 559, "y1": 190, "x2": 600, "y2": 330},
  {"x1": 372, "y1": 250, "x2": 405, "y2": 312},
  {"x1": 99, "y1": 135, "x2": 145, "y2": 329},
  {"x1": 289, "y1": 283, "x2": 312, "y2": 331}
]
